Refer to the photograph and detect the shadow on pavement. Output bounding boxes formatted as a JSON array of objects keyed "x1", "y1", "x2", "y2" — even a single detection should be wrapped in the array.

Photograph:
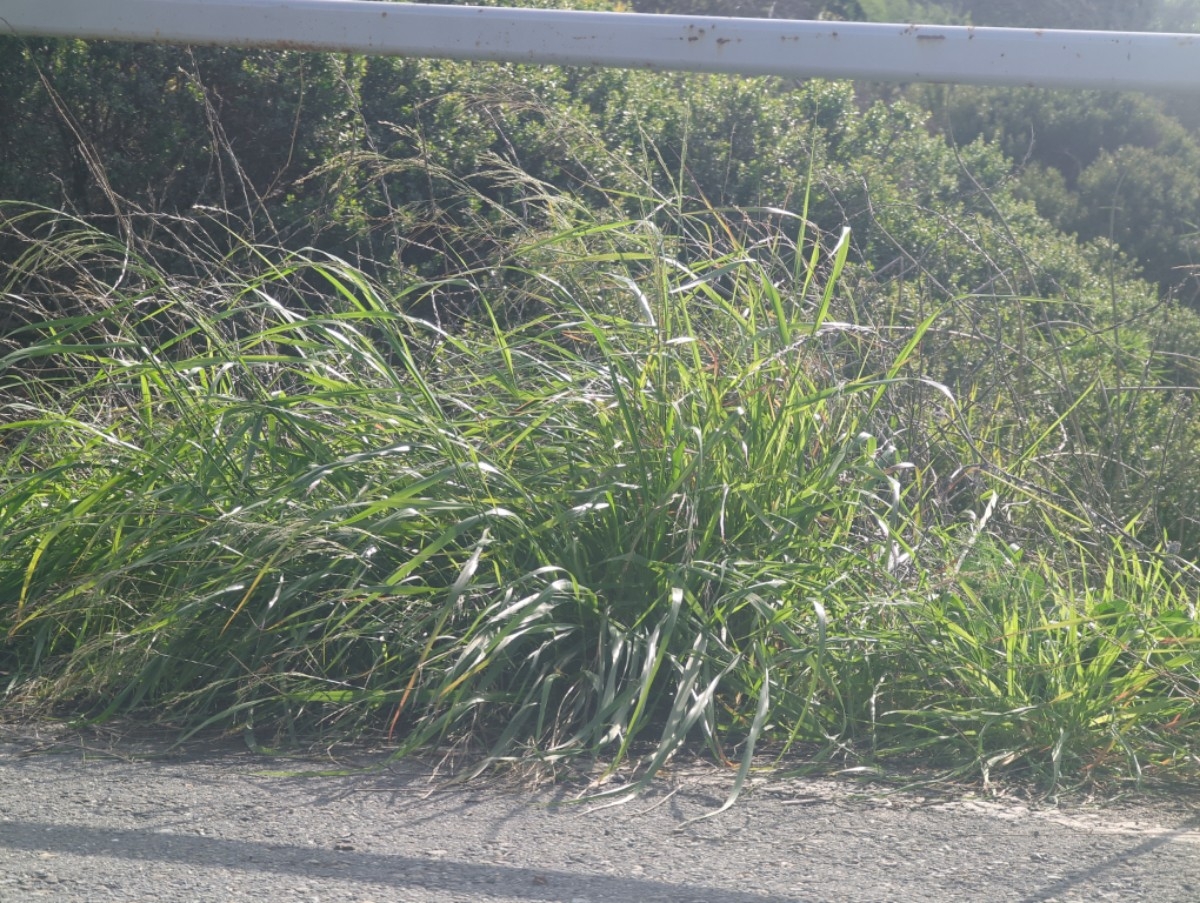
[
  {"x1": 1018, "y1": 815, "x2": 1200, "y2": 903},
  {"x1": 0, "y1": 819, "x2": 801, "y2": 902}
]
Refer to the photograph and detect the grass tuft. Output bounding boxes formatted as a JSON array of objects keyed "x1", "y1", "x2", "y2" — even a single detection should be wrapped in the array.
[{"x1": 2, "y1": 197, "x2": 1197, "y2": 795}]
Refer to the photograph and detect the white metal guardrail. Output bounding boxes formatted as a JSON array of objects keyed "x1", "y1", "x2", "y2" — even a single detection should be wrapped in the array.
[{"x1": 1, "y1": 0, "x2": 1199, "y2": 91}]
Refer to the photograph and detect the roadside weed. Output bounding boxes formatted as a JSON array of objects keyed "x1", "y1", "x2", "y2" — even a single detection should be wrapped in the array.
[{"x1": 2, "y1": 198, "x2": 1197, "y2": 794}]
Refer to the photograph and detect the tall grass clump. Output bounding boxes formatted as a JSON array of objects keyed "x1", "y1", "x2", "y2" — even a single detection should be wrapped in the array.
[
  {"x1": 0, "y1": 196, "x2": 909, "y2": 763},
  {"x1": 2, "y1": 192, "x2": 1198, "y2": 795}
]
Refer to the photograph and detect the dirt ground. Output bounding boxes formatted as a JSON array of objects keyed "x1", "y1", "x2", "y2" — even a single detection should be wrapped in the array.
[{"x1": 1, "y1": 721, "x2": 1198, "y2": 903}]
